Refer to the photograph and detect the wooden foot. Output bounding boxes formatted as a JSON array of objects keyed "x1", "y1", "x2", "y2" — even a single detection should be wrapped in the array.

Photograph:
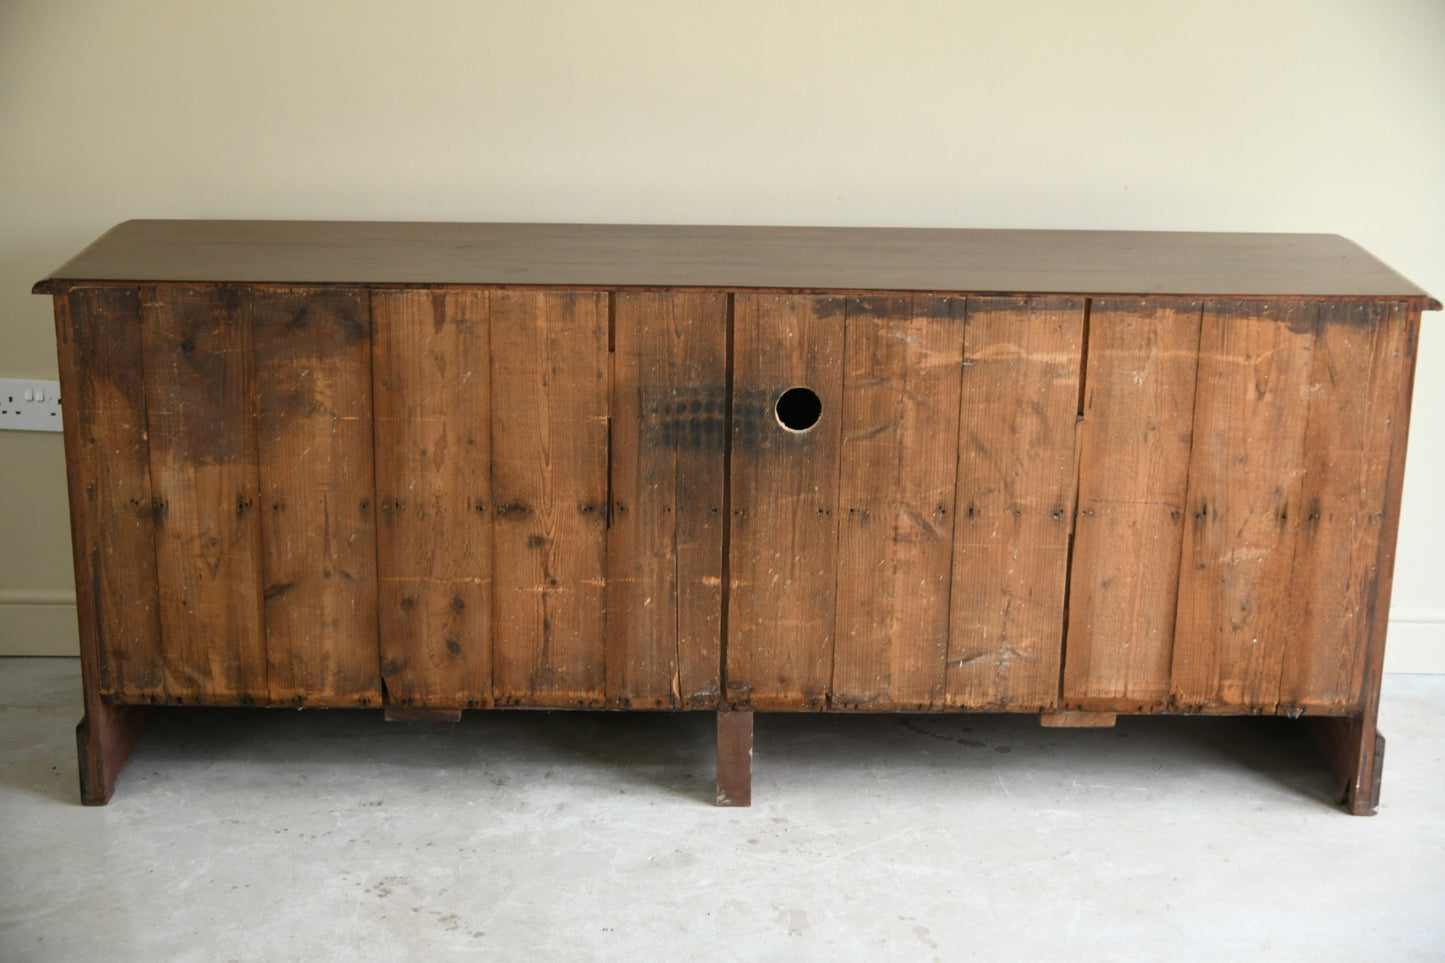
[
  {"x1": 384, "y1": 707, "x2": 463, "y2": 723},
  {"x1": 716, "y1": 710, "x2": 753, "y2": 807},
  {"x1": 1039, "y1": 710, "x2": 1117, "y2": 728},
  {"x1": 76, "y1": 703, "x2": 151, "y2": 806},
  {"x1": 1304, "y1": 715, "x2": 1384, "y2": 816}
]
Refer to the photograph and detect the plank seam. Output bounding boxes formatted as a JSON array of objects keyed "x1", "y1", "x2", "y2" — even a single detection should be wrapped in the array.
[
  {"x1": 1165, "y1": 300, "x2": 1211, "y2": 711},
  {"x1": 718, "y1": 293, "x2": 735, "y2": 709},
  {"x1": 1056, "y1": 296, "x2": 1092, "y2": 706},
  {"x1": 485, "y1": 289, "x2": 500, "y2": 707},
  {"x1": 367, "y1": 290, "x2": 390, "y2": 708},
  {"x1": 132, "y1": 285, "x2": 167, "y2": 703}
]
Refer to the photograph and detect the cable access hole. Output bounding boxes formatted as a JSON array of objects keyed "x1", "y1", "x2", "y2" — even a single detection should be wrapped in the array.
[{"x1": 775, "y1": 387, "x2": 822, "y2": 432}]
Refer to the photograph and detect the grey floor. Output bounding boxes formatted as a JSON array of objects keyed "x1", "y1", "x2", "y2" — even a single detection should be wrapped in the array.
[{"x1": 2, "y1": 659, "x2": 1442, "y2": 962}]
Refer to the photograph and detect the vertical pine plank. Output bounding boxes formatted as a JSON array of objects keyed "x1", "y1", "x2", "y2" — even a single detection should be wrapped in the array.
[
  {"x1": 670, "y1": 296, "x2": 729, "y2": 709},
  {"x1": 609, "y1": 292, "x2": 727, "y2": 708},
  {"x1": 490, "y1": 290, "x2": 610, "y2": 707},
  {"x1": 727, "y1": 294, "x2": 845, "y2": 710},
  {"x1": 1171, "y1": 300, "x2": 1317, "y2": 712},
  {"x1": 140, "y1": 286, "x2": 267, "y2": 704},
  {"x1": 1278, "y1": 301, "x2": 1410, "y2": 711},
  {"x1": 947, "y1": 296, "x2": 1083, "y2": 710},
  {"x1": 55, "y1": 287, "x2": 164, "y2": 702},
  {"x1": 1063, "y1": 300, "x2": 1201, "y2": 712},
  {"x1": 831, "y1": 296, "x2": 964, "y2": 710},
  {"x1": 253, "y1": 288, "x2": 380, "y2": 706},
  {"x1": 372, "y1": 289, "x2": 493, "y2": 709}
]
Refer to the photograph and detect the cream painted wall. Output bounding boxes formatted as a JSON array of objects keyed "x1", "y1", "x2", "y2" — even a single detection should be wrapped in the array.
[{"x1": 2, "y1": 0, "x2": 1442, "y2": 668}]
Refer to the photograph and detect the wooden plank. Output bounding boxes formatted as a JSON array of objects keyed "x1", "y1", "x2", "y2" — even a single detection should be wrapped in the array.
[
  {"x1": 37, "y1": 221, "x2": 1439, "y2": 305},
  {"x1": 139, "y1": 286, "x2": 267, "y2": 704},
  {"x1": 1171, "y1": 301, "x2": 1318, "y2": 712},
  {"x1": 252, "y1": 288, "x2": 380, "y2": 706},
  {"x1": 831, "y1": 295, "x2": 964, "y2": 710},
  {"x1": 608, "y1": 292, "x2": 727, "y2": 708},
  {"x1": 946, "y1": 296, "x2": 1083, "y2": 710},
  {"x1": 1278, "y1": 301, "x2": 1410, "y2": 711},
  {"x1": 1063, "y1": 299, "x2": 1201, "y2": 712},
  {"x1": 726, "y1": 294, "x2": 845, "y2": 710},
  {"x1": 489, "y1": 290, "x2": 610, "y2": 707},
  {"x1": 55, "y1": 287, "x2": 164, "y2": 703},
  {"x1": 372, "y1": 289, "x2": 493, "y2": 709}
]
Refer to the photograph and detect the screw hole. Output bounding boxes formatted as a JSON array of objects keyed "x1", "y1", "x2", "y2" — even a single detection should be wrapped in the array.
[{"x1": 775, "y1": 387, "x2": 822, "y2": 432}]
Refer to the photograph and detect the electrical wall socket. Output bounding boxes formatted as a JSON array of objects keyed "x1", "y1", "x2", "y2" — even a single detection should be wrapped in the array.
[{"x1": 0, "y1": 378, "x2": 64, "y2": 432}]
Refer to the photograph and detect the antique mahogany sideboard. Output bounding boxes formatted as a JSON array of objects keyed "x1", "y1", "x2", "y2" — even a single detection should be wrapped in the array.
[{"x1": 35, "y1": 221, "x2": 1438, "y2": 812}]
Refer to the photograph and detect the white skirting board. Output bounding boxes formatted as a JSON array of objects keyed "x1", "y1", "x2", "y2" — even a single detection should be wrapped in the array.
[
  {"x1": 1384, "y1": 609, "x2": 1445, "y2": 674},
  {"x1": 0, "y1": 594, "x2": 78, "y2": 657},
  {"x1": 1, "y1": 598, "x2": 1442, "y2": 672}
]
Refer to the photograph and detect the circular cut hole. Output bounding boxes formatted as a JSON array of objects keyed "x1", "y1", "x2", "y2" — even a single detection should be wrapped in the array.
[{"x1": 775, "y1": 387, "x2": 822, "y2": 432}]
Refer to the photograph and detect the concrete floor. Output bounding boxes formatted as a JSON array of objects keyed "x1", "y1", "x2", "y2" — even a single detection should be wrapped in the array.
[{"x1": 1, "y1": 659, "x2": 1442, "y2": 962}]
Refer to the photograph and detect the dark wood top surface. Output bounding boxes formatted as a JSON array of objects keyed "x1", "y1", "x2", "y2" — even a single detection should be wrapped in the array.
[{"x1": 34, "y1": 220, "x2": 1439, "y2": 305}]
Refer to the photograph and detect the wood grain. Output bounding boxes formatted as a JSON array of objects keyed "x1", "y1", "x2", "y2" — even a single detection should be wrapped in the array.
[
  {"x1": 489, "y1": 290, "x2": 610, "y2": 707},
  {"x1": 139, "y1": 286, "x2": 267, "y2": 704},
  {"x1": 372, "y1": 289, "x2": 493, "y2": 709},
  {"x1": 253, "y1": 288, "x2": 380, "y2": 706},
  {"x1": 36, "y1": 221, "x2": 1438, "y2": 306},
  {"x1": 1171, "y1": 301, "x2": 1318, "y2": 712},
  {"x1": 55, "y1": 287, "x2": 164, "y2": 703},
  {"x1": 1063, "y1": 299, "x2": 1202, "y2": 712},
  {"x1": 608, "y1": 292, "x2": 727, "y2": 708},
  {"x1": 831, "y1": 296, "x2": 964, "y2": 710},
  {"x1": 727, "y1": 294, "x2": 845, "y2": 710},
  {"x1": 1278, "y1": 301, "x2": 1410, "y2": 711},
  {"x1": 946, "y1": 297, "x2": 1084, "y2": 710}
]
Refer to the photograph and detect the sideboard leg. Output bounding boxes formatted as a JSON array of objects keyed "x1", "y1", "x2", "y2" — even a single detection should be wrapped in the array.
[
  {"x1": 716, "y1": 710, "x2": 753, "y2": 807},
  {"x1": 1303, "y1": 715, "x2": 1384, "y2": 816},
  {"x1": 76, "y1": 702, "x2": 151, "y2": 806}
]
